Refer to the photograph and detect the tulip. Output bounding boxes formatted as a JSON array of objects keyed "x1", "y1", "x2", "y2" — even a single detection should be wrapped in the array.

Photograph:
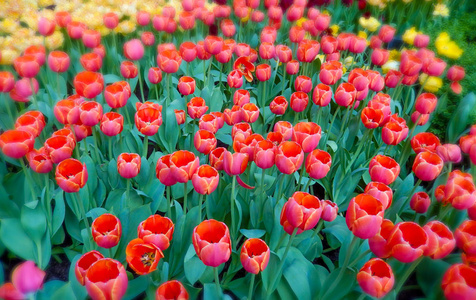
[
  {"x1": 215, "y1": 45, "x2": 233, "y2": 64},
  {"x1": 241, "y1": 103, "x2": 259, "y2": 123},
  {"x1": 400, "y1": 50, "x2": 422, "y2": 76},
  {"x1": 286, "y1": 60, "x2": 300, "y2": 75},
  {"x1": 368, "y1": 219, "x2": 394, "y2": 258},
  {"x1": 55, "y1": 158, "x2": 88, "y2": 193},
  {"x1": 67, "y1": 21, "x2": 86, "y2": 39},
  {"x1": 318, "y1": 200, "x2": 337, "y2": 222},
  {"x1": 179, "y1": 42, "x2": 197, "y2": 63},
  {"x1": 384, "y1": 70, "x2": 403, "y2": 88},
  {"x1": 312, "y1": 84, "x2": 332, "y2": 107},
  {"x1": 204, "y1": 36, "x2": 224, "y2": 55},
  {"x1": 297, "y1": 39, "x2": 320, "y2": 63},
  {"x1": 0, "y1": 261, "x2": 46, "y2": 300},
  {"x1": 192, "y1": 164, "x2": 219, "y2": 195},
  {"x1": 178, "y1": 76, "x2": 196, "y2": 96},
  {"x1": 321, "y1": 35, "x2": 338, "y2": 55},
  {"x1": 378, "y1": 25, "x2": 396, "y2": 43},
  {"x1": 148, "y1": 67, "x2": 163, "y2": 85},
  {"x1": 74, "y1": 71, "x2": 104, "y2": 99},
  {"x1": 80, "y1": 53, "x2": 102, "y2": 72},
  {"x1": 44, "y1": 136, "x2": 74, "y2": 164},
  {"x1": 82, "y1": 30, "x2": 101, "y2": 48},
  {"x1": 156, "y1": 280, "x2": 189, "y2": 300},
  {"x1": 193, "y1": 219, "x2": 232, "y2": 267},
  {"x1": 276, "y1": 45, "x2": 292, "y2": 63},
  {"x1": 436, "y1": 144, "x2": 462, "y2": 163},
  {"x1": 289, "y1": 25, "x2": 305, "y2": 44},
  {"x1": 314, "y1": 13, "x2": 330, "y2": 30},
  {"x1": 371, "y1": 48, "x2": 389, "y2": 66},
  {"x1": 194, "y1": 130, "x2": 217, "y2": 155},
  {"x1": 304, "y1": 149, "x2": 331, "y2": 180},
  {"x1": 409, "y1": 192, "x2": 430, "y2": 214},
  {"x1": 233, "y1": 89, "x2": 250, "y2": 107},
  {"x1": 124, "y1": 39, "x2": 145, "y2": 61},
  {"x1": 269, "y1": 96, "x2": 288, "y2": 115},
  {"x1": 55, "y1": 11, "x2": 72, "y2": 28},
  {"x1": 334, "y1": 83, "x2": 357, "y2": 107},
  {"x1": 364, "y1": 182, "x2": 393, "y2": 209},
  {"x1": 120, "y1": 61, "x2": 138, "y2": 79},
  {"x1": 169, "y1": 150, "x2": 200, "y2": 183},
  {"x1": 256, "y1": 64, "x2": 271, "y2": 82},
  {"x1": 294, "y1": 75, "x2": 312, "y2": 93},
  {"x1": 234, "y1": 134, "x2": 263, "y2": 162},
  {"x1": 412, "y1": 151, "x2": 444, "y2": 181},
  {"x1": 357, "y1": 258, "x2": 394, "y2": 299},
  {"x1": 233, "y1": 56, "x2": 255, "y2": 82},
  {"x1": 14, "y1": 114, "x2": 42, "y2": 138},
  {"x1": 387, "y1": 222, "x2": 428, "y2": 263},
  {"x1": 187, "y1": 97, "x2": 208, "y2": 119},
  {"x1": 137, "y1": 215, "x2": 174, "y2": 251},
  {"x1": 179, "y1": 11, "x2": 195, "y2": 30},
  {"x1": 382, "y1": 118, "x2": 409, "y2": 146},
  {"x1": 259, "y1": 42, "x2": 275, "y2": 60},
  {"x1": 224, "y1": 105, "x2": 243, "y2": 126},
  {"x1": 346, "y1": 194, "x2": 384, "y2": 239},
  {"x1": 75, "y1": 251, "x2": 104, "y2": 286},
  {"x1": 13, "y1": 55, "x2": 40, "y2": 78},
  {"x1": 253, "y1": 140, "x2": 276, "y2": 170},
  {"x1": 444, "y1": 170, "x2": 476, "y2": 210},
  {"x1": 157, "y1": 50, "x2": 182, "y2": 74},
  {"x1": 91, "y1": 213, "x2": 122, "y2": 249},
  {"x1": 126, "y1": 238, "x2": 164, "y2": 275},
  {"x1": 84, "y1": 258, "x2": 128, "y2": 300},
  {"x1": 252, "y1": 10, "x2": 265, "y2": 22},
  {"x1": 361, "y1": 107, "x2": 384, "y2": 129},
  {"x1": 104, "y1": 81, "x2": 131, "y2": 109},
  {"x1": 369, "y1": 155, "x2": 400, "y2": 185},
  {"x1": 414, "y1": 93, "x2": 438, "y2": 115},
  {"x1": 292, "y1": 122, "x2": 321, "y2": 153},
  {"x1": 455, "y1": 220, "x2": 476, "y2": 257},
  {"x1": 48, "y1": 51, "x2": 70, "y2": 73},
  {"x1": 441, "y1": 263, "x2": 476, "y2": 300},
  {"x1": 199, "y1": 114, "x2": 218, "y2": 134},
  {"x1": 280, "y1": 192, "x2": 322, "y2": 235},
  {"x1": 136, "y1": 10, "x2": 150, "y2": 26},
  {"x1": 116, "y1": 153, "x2": 141, "y2": 179},
  {"x1": 349, "y1": 36, "x2": 367, "y2": 53},
  {"x1": 26, "y1": 148, "x2": 53, "y2": 174},
  {"x1": 79, "y1": 101, "x2": 103, "y2": 127},
  {"x1": 319, "y1": 61, "x2": 343, "y2": 86},
  {"x1": 290, "y1": 91, "x2": 309, "y2": 112},
  {"x1": 103, "y1": 12, "x2": 119, "y2": 29},
  {"x1": 275, "y1": 141, "x2": 304, "y2": 174},
  {"x1": 423, "y1": 221, "x2": 455, "y2": 259},
  {"x1": 274, "y1": 121, "x2": 293, "y2": 140},
  {"x1": 135, "y1": 102, "x2": 163, "y2": 136},
  {"x1": 227, "y1": 69, "x2": 243, "y2": 88},
  {"x1": 240, "y1": 238, "x2": 270, "y2": 275},
  {"x1": 0, "y1": 129, "x2": 33, "y2": 159},
  {"x1": 156, "y1": 155, "x2": 178, "y2": 186}
]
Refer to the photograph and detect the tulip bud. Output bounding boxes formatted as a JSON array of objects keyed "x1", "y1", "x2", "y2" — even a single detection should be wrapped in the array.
[
  {"x1": 91, "y1": 213, "x2": 122, "y2": 248},
  {"x1": 357, "y1": 258, "x2": 394, "y2": 299},
  {"x1": 280, "y1": 192, "x2": 322, "y2": 235},
  {"x1": 193, "y1": 219, "x2": 231, "y2": 267},
  {"x1": 138, "y1": 215, "x2": 174, "y2": 251},
  {"x1": 240, "y1": 238, "x2": 270, "y2": 274}
]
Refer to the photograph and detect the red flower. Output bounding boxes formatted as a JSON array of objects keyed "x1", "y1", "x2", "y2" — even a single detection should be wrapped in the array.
[
  {"x1": 74, "y1": 71, "x2": 104, "y2": 99},
  {"x1": 274, "y1": 121, "x2": 293, "y2": 140},
  {"x1": 275, "y1": 141, "x2": 304, "y2": 174},
  {"x1": 170, "y1": 150, "x2": 200, "y2": 183},
  {"x1": 26, "y1": 148, "x2": 53, "y2": 174},
  {"x1": 187, "y1": 97, "x2": 208, "y2": 119},
  {"x1": 135, "y1": 102, "x2": 163, "y2": 136},
  {"x1": 157, "y1": 50, "x2": 182, "y2": 74},
  {"x1": 240, "y1": 238, "x2": 270, "y2": 274},
  {"x1": 357, "y1": 258, "x2": 394, "y2": 299},
  {"x1": 117, "y1": 153, "x2": 141, "y2": 178},
  {"x1": 387, "y1": 222, "x2": 428, "y2": 263},
  {"x1": 104, "y1": 81, "x2": 131, "y2": 109},
  {"x1": 48, "y1": 51, "x2": 70, "y2": 73},
  {"x1": 411, "y1": 132, "x2": 441, "y2": 154},
  {"x1": 193, "y1": 219, "x2": 231, "y2": 267},
  {"x1": 192, "y1": 164, "x2": 220, "y2": 195},
  {"x1": 233, "y1": 56, "x2": 255, "y2": 82},
  {"x1": 227, "y1": 69, "x2": 243, "y2": 88},
  {"x1": 209, "y1": 147, "x2": 226, "y2": 171},
  {"x1": 334, "y1": 82, "x2": 357, "y2": 107},
  {"x1": 256, "y1": 63, "x2": 271, "y2": 81},
  {"x1": 84, "y1": 258, "x2": 128, "y2": 300},
  {"x1": 91, "y1": 213, "x2": 122, "y2": 249},
  {"x1": 44, "y1": 136, "x2": 74, "y2": 164},
  {"x1": 269, "y1": 96, "x2": 288, "y2": 115},
  {"x1": 455, "y1": 220, "x2": 476, "y2": 256},
  {"x1": 156, "y1": 280, "x2": 189, "y2": 300},
  {"x1": 364, "y1": 182, "x2": 393, "y2": 209},
  {"x1": 292, "y1": 122, "x2": 321, "y2": 153},
  {"x1": 346, "y1": 194, "x2": 384, "y2": 239},
  {"x1": 305, "y1": 149, "x2": 332, "y2": 180},
  {"x1": 80, "y1": 52, "x2": 102, "y2": 72},
  {"x1": 223, "y1": 151, "x2": 249, "y2": 176},
  {"x1": 75, "y1": 250, "x2": 104, "y2": 286},
  {"x1": 280, "y1": 191, "x2": 322, "y2": 235},
  {"x1": 290, "y1": 91, "x2": 309, "y2": 112},
  {"x1": 55, "y1": 158, "x2": 88, "y2": 193},
  {"x1": 442, "y1": 264, "x2": 476, "y2": 300},
  {"x1": 156, "y1": 154, "x2": 178, "y2": 186},
  {"x1": 423, "y1": 221, "x2": 455, "y2": 259},
  {"x1": 254, "y1": 140, "x2": 276, "y2": 169},
  {"x1": 126, "y1": 238, "x2": 164, "y2": 275},
  {"x1": 13, "y1": 55, "x2": 40, "y2": 78},
  {"x1": 178, "y1": 76, "x2": 196, "y2": 96},
  {"x1": 138, "y1": 215, "x2": 174, "y2": 251},
  {"x1": 120, "y1": 61, "x2": 138, "y2": 79},
  {"x1": 369, "y1": 155, "x2": 400, "y2": 185},
  {"x1": 412, "y1": 151, "x2": 444, "y2": 181},
  {"x1": 79, "y1": 101, "x2": 103, "y2": 126},
  {"x1": 194, "y1": 130, "x2": 217, "y2": 155}
]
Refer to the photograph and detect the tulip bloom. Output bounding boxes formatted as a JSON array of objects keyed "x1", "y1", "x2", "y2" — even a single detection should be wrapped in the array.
[
  {"x1": 13, "y1": 55, "x2": 40, "y2": 78},
  {"x1": 138, "y1": 215, "x2": 174, "y2": 251},
  {"x1": 0, "y1": 130, "x2": 34, "y2": 159},
  {"x1": 335, "y1": 83, "x2": 357, "y2": 107},
  {"x1": 209, "y1": 147, "x2": 226, "y2": 171},
  {"x1": 312, "y1": 84, "x2": 332, "y2": 107},
  {"x1": 192, "y1": 164, "x2": 220, "y2": 195},
  {"x1": 79, "y1": 101, "x2": 103, "y2": 126},
  {"x1": 117, "y1": 153, "x2": 141, "y2": 179},
  {"x1": 84, "y1": 258, "x2": 128, "y2": 300},
  {"x1": 241, "y1": 103, "x2": 259, "y2": 123},
  {"x1": 67, "y1": 21, "x2": 87, "y2": 39},
  {"x1": 204, "y1": 36, "x2": 224, "y2": 55},
  {"x1": 274, "y1": 121, "x2": 293, "y2": 141},
  {"x1": 292, "y1": 122, "x2": 321, "y2": 153},
  {"x1": 82, "y1": 30, "x2": 101, "y2": 48},
  {"x1": 280, "y1": 192, "x2": 322, "y2": 235},
  {"x1": 320, "y1": 200, "x2": 338, "y2": 222},
  {"x1": 156, "y1": 280, "x2": 189, "y2": 300},
  {"x1": 75, "y1": 251, "x2": 104, "y2": 286},
  {"x1": 369, "y1": 219, "x2": 395, "y2": 258},
  {"x1": 410, "y1": 192, "x2": 431, "y2": 214},
  {"x1": 357, "y1": 258, "x2": 394, "y2": 299},
  {"x1": 436, "y1": 144, "x2": 462, "y2": 163},
  {"x1": 104, "y1": 81, "x2": 131, "y2": 109},
  {"x1": 423, "y1": 221, "x2": 455, "y2": 260},
  {"x1": 0, "y1": 261, "x2": 46, "y2": 300},
  {"x1": 100, "y1": 112, "x2": 124, "y2": 136},
  {"x1": 55, "y1": 158, "x2": 88, "y2": 193},
  {"x1": 346, "y1": 194, "x2": 384, "y2": 239},
  {"x1": 286, "y1": 60, "x2": 300, "y2": 75},
  {"x1": 363, "y1": 182, "x2": 393, "y2": 210},
  {"x1": 455, "y1": 220, "x2": 476, "y2": 257},
  {"x1": 158, "y1": 50, "x2": 182, "y2": 74},
  {"x1": 444, "y1": 170, "x2": 476, "y2": 210},
  {"x1": 256, "y1": 64, "x2": 271, "y2": 82},
  {"x1": 135, "y1": 102, "x2": 163, "y2": 136},
  {"x1": 193, "y1": 219, "x2": 231, "y2": 267},
  {"x1": 120, "y1": 61, "x2": 138, "y2": 79},
  {"x1": 319, "y1": 61, "x2": 343, "y2": 86},
  {"x1": 123, "y1": 39, "x2": 145, "y2": 61},
  {"x1": 441, "y1": 263, "x2": 476, "y2": 300},
  {"x1": 387, "y1": 222, "x2": 428, "y2": 263},
  {"x1": 156, "y1": 154, "x2": 178, "y2": 186},
  {"x1": 275, "y1": 141, "x2": 304, "y2": 174},
  {"x1": 369, "y1": 155, "x2": 400, "y2": 185},
  {"x1": 80, "y1": 52, "x2": 102, "y2": 72},
  {"x1": 74, "y1": 71, "x2": 104, "y2": 99},
  {"x1": 199, "y1": 114, "x2": 218, "y2": 134},
  {"x1": 240, "y1": 238, "x2": 270, "y2": 274},
  {"x1": 254, "y1": 140, "x2": 276, "y2": 170},
  {"x1": 290, "y1": 91, "x2": 309, "y2": 112},
  {"x1": 26, "y1": 148, "x2": 53, "y2": 174},
  {"x1": 170, "y1": 150, "x2": 200, "y2": 183},
  {"x1": 361, "y1": 107, "x2": 384, "y2": 129},
  {"x1": 371, "y1": 48, "x2": 390, "y2": 66},
  {"x1": 233, "y1": 56, "x2": 255, "y2": 82},
  {"x1": 44, "y1": 136, "x2": 74, "y2": 164},
  {"x1": 178, "y1": 76, "x2": 196, "y2": 96},
  {"x1": 48, "y1": 51, "x2": 70, "y2": 73},
  {"x1": 382, "y1": 119, "x2": 409, "y2": 146},
  {"x1": 126, "y1": 238, "x2": 164, "y2": 275},
  {"x1": 412, "y1": 151, "x2": 444, "y2": 181},
  {"x1": 179, "y1": 42, "x2": 197, "y2": 63},
  {"x1": 187, "y1": 97, "x2": 208, "y2": 119},
  {"x1": 305, "y1": 149, "x2": 332, "y2": 180},
  {"x1": 223, "y1": 151, "x2": 249, "y2": 176},
  {"x1": 194, "y1": 130, "x2": 217, "y2": 155},
  {"x1": 227, "y1": 70, "x2": 243, "y2": 88},
  {"x1": 148, "y1": 67, "x2": 163, "y2": 84},
  {"x1": 91, "y1": 213, "x2": 122, "y2": 249}
]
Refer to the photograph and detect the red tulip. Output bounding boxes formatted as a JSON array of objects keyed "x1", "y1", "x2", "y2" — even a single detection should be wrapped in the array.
[
  {"x1": 158, "y1": 50, "x2": 182, "y2": 74},
  {"x1": 74, "y1": 71, "x2": 104, "y2": 99},
  {"x1": 194, "y1": 130, "x2": 217, "y2": 155},
  {"x1": 55, "y1": 11, "x2": 72, "y2": 28},
  {"x1": 274, "y1": 121, "x2": 293, "y2": 140},
  {"x1": 436, "y1": 144, "x2": 462, "y2": 164},
  {"x1": 346, "y1": 194, "x2": 384, "y2": 239},
  {"x1": 104, "y1": 81, "x2": 131, "y2": 109},
  {"x1": 441, "y1": 263, "x2": 476, "y2": 300},
  {"x1": 371, "y1": 48, "x2": 389, "y2": 66},
  {"x1": 364, "y1": 182, "x2": 393, "y2": 209},
  {"x1": 269, "y1": 96, "x2": 288, "y2": 115},
  {"x1": 387, "y1": 222, "x2": 428, "y2": 263},
  {"x1": 0, "y1": 130, "x2": 33, "y2": 159},
  {"x1": 199, "y1": 114, "x2": 218, "y2": 134},
  {"x1": 84, "y1": 258, "x2": 128, "y2": 300},
  {"x1": 227, "y1": 69, "x2": 243, "y2": 88},
  {"x1": 156, "y1": 154, "x2": 178, "y2": 186},
  {"x1": 443, "y1": 170, "x2": 476, "y2": 210},
  {"x1": 292, "y1": 122, "x2": 321, "y2": 153},
  {"x1": 138, "y1": 215, "x2": 174, "y2": 251},
  {"x1": 256, "y1": 64, "x2": 271, "y2": 81},
  {"x1": 334, "y1": 82, "x2": 357, "y2": 107},
  {"x1": 412, "y1": 151, "x2": 444, "y2": 181},
  {"x1": 223, "y1": 150, "x2": 248, "y2": 176},
  {"x1": 382, "y1": 117, "x2": 409, "y2": 146},
  {"x1": 455, "y1": 220, "x2": 476, "y2": 257},
  {"x1": 378, "y1": 25, "x2": 396, "y2": 43},
  {"x1": 369, "y1": 155, "x2": 400, "y2": 185},
  {"x1": 44, "y1": 136, "x2": 74, "y2": 164},
  {"x1": 349, "y1": 35, "x2": 367, "y2": 53},
  {"x1": 135, "y1": 102, "x2": 163, "y2": 136},
  {"x1": 193, "y1": 219, "x2": 232, "y2": 267},
  {"x1": 67, "y1": 21, "x2": 87, "y2": 39},
  {"x1": 79, "y1": 101, "x2": 103, "y2": 126},
  {"x1": 82, "y1": 29, "x2": 101, "y2": 48},
  {"x1": 55, "y1": 158, "x2": 88, "y2": 193},
  {"x1": 48, "y1": 51, "x2": 70, "y2": 73},
  {"x1": 233, "y1": 89, "x2": 250, "y2": 107},
  {"x1": 290, "y1": 91, "x2": 309, "y2": 112},
  {"x1": 259, "y1": 42, "x2": 275, "y2": 60},
  {"x1": 156, "y1": 280, "x2": 189, "y2": 300},
  {"x1": 369, "y1": 219, "x2": 395, "y2": 258},
  {"x1": 410, "y1": 192, "x2": 430, "y2": 214},
  {"x1": 178, "y1": 76, "x2": 196, "y2": 96},
  {"x1": 357, "y1": 258, "x2": 394, "y2": 299},
  {"x1": 26, "y1": 148, "x2": 53, "y2": 174},
  {"x1": 296, "y1": 39, "x2": 320, "y2": 63},
  {"x1": 204, "y1": 36, "x2": 224, "y2": 55},
  {"x1": 120, "y1": 61, "x2": 138, "y2": 79},
  {"x1": 280, "y1": 191, "x2": 322, "y2": 235},
  {"x1": 423, "y1": 221, "x2": 455, "y2": 259},
  {"x1": 400, "y1": 50, "x2": 422, "y2": 76},
  {"x1": 192, "y1": 164, "x2": 219, "y2": 195},
  {"x1": 187, "y1": 97, "x2": 208, "y2": 119},
  {"x1": 241, "y1": 103, "x2": 259, "y2": 123},
  {"x1": 126, "y1": 238, "x2": 164, "y2": 275},
  {"x1": 75, "y1": 251, "x2": 104, "y2": 286},
  {"x1": 80, "y1": 52, "x2": 102, "y2": 72},
  {"x1": 361, "y1": 107, "x2": 384, "y2": 129},
  {"x1": 53, "y1": 100, "x2": 78, "y2": 125},
  {"x1": 233, "y1": 56, "x2": 255, "y2": 82},
  {"x1": 0, "y1": 261, "x2": 46, "y2": 300},
  {"x1": 305, "y1": 149, "x2": 331, "y2": 180},
  {"x1": 103, "y1": 12, "x2": 119, "y2": 29},
  {"x1": 240, "y1": 238, "x2": 270, "y2": 274},
  {"x1": 91, "y1": 213, "x2": 121, "y2": 249},
  {"x1": 314, "y1": 13, "x2": 330, "y2": 31},
  {"x1": 275, "y1": 141, "x2": 304, "y2": 174},
  {"x1": 170, "y1": 150, "x2": 200, "y2": 183},
  {"x1": 117, "y1": 153, "x2": 141, "y2": 178},
  {"x1": 384, "y1": 70, "x2": 403, "y2": 88},
  {"x1": 179, "y1": 42, "x2": 197, "y2": 63},
  {"x1": 123, "y1": 39, "x2": 145, "y2": 61}
]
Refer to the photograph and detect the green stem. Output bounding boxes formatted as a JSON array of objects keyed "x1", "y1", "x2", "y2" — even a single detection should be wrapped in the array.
[
  {"x1": 408, "y1": 179, "x2": 422, "y2": 199},
  {"x1": 247, "y1": 274, "x2": 256, "y2": 300},
  {"x1": 44, "y1": 175, "x2": 53, "y2": 235},
  {"x1": 267, "y1": 228, "x2": 298, "y2": 298},
  {"x1": 167, "y1": 185, "x2": 171, "y2": 217},
  {"x1": 20, "y1": 158, "x2": 36, "y2": 201},
  {"x1": 345, "y1": 129, "x2": 372, "y2": 173},
  {"x1": 281, "y1": 71, "x2": 286, "y2": 95},
  {"x1": 143, "y1": 135, "x2": 149, "y2": 158},
  {"x1": 167, "y1": 73, "x2": 172, "y2": 107},
  {"x1": 109, "y1": 137, "x2": 113, "y2": 160},
  {"x1": 214, "y1": 267, "x2": 221, "y2": 294},
  {"x1": 3, "y1": 94, "x2": 15, "y2": 127},
  {"x1": 275, "y1": 173, "x2": 285, "y2": 201},
  {"x1": 348, "y1": 249, "x2": 372, "y2": 268},
  {"x1": 92, "y1": 127, "x2": 102, "y2": 162},
  {"x1": 323, "y1": 106, "x2": 341, "y2": 148},
  {"x1": 198, "y1": 194, "x2": 204, "y2": 222},
  {"x1": 231, "y1": 175, "x2": 237, "y2": 247},
  {"x1": 394, "y1": 257, "x2": 424, "y2": 295},
  {"x1": 75, "y1": 192, "x2": 90, "y2": 231},
  {"x1": 303, "y1": 179, "x2": 312, "y2": 192},
  {"x1": 297, "y1": 159, "x2": 306, "y2": 190},
  {"x1": 205, "y1": 194, "x2": 212, "y2": 220},
  {"x1": 183, "y1": 181, "x2": 188, "y2": 214},
  {"x1": 137, "y1": 63, "x2": 145, "y2": 102},
  {"x1": 339, "y1": 104, "x2": 353, "y2": 140},
  {"x1": 314, "y1": 219, "x2": 324, "y2": 236},
  {"x1": 29, "y1": 79, "x2": 39, "y2": 109}
]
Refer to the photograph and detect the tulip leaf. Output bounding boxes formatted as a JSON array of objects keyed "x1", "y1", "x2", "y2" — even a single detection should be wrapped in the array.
[
  {"x1": 447, "y1": 92, "x2": 476, "y2": 142},
  {"x1": 80, "y1": 154, "x2": 97, "y2": 192},
  {"x1": 107, "y1": 159, "x2": 119, "y2": 189},
  {"x1": 124, "y1": 276, "x2": 149, "y2": 300},
  {"x1": 21, "y1": 201, "x2": 47, "y2": 242},
  {"x1": 203, "y1": 283, "x2": 223, "y2": 300},
  {"x1": 209, "y1": 87, "x2": 224, "y2": 113},
  {"x1": 68, "y1": 254, "x2": 88, "y2": 300},
  {"x1": 0, "y1": 218, "x2": 36, "y2": 261},
  {"x1": 184, "y1": 245, "x2": 207, "y2": 285},
  {"x1": 318, "y1": 267, "x2": 356, "y2": 300},
  {"x1": 240, "y1": 229, "x2": 266, "y2": 239},
  {"x1": 37, "y1": 280, "x2": 70, "y2": 300},
  {"x1": 51, "y1": 190, "x2": 65, "y2": 236},
  {"x1": 322, "y1": 216, "x2": 351, "y2": 249},
  {"x1": 416, "y1": 257, "x2": 449, "y2": 299},
  {"x1": 85, "y1": 207, "x2": 108, "y2": 220}
]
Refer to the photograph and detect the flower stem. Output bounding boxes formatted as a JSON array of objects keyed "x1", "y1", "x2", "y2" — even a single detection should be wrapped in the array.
[
  {"x1": 394, "y1": 257, "x2": 424, "y2": 295},
  {"x1": 166, "y1": 185, "x2": 172, "y2": 217},
  {"x1": 137, "y1": 62, "x2": 146, "y2": 102},
  {"x1": 20, "y1": 158, "x2": 36, "y2": 202},
  {"x1": 214, "y1": 267, "x2": 221, "y2": 294},
  {"x1": 75, "y1": 192, "x2": 90, "y2": 231},
  {"x1": 109, "y1": 137, "x2": 113, "y2": 160},
  {"x1": 198, "y1": 194, "x2": 204, "y2": 222},
  {"x1": 44, "y1": 175, "x2": 53, "y2": 235},
  {"x1": 230, "y1": 175, "x2": 237, "y2": 248},
  {"x1": 142, "y1": 135, "x2": 149, "y2": 158},
  {"x1": 183, "y1": 181, "x2": 188, "y2": 214},
  {"x1": 247, "y1": 273, "x2": 256, "y2": 300}
]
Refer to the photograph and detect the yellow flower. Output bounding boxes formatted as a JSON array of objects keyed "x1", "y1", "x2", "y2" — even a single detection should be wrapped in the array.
[
  {"x1": 419, "y1": 74, "x2": 443, "y2": 93},
  {"x1": 402, "y1": 27, "x2": 421, "y2": 45},
  {"x1": 358, "y1": 31, "x2": 368, "y2": 39},
  {"x1": 115, "y1": 20, "x2": 137, "y2": 35},
  {"x1": 0, "y1": 48, "x2": 20, "y2": 65},
  {"x1": 367, "y1": 0, "x2": 387, "y2": 9},
  {"x1": 45, "y1": 31, "x2": 64, "y2": 50},
  {"x1": 316, "y1": 55, "x2": 326, "y2": 64},
  {"x1": 296, "y1": 17, "x2": 307, "y2": 27},
  {"x1": 435, "y1": 32, "x2": 463, "y2": 60},
  {"x1": 359, "y1": 17, "x2": 381, "y2": 32},
  {"x1": 0, "y1": 18, "x2": 20, "y2": 34},
  {"x1": 433, "y1": 3, "x2": 449, "y2": 17},
  {"x1": 330, "y1": 24, "x2": 340, "y2": 36},
  {"x1": 344, "y1": 56, "x2": 354, "y2": 69},
  {"x1": 389, "y1": 49, "x2": 402, "y2": 61},
  {"x1": 38, "y1": 0, "x2": 54, "y2": 7},
  {"x1": 382, "y1": 60, "x2": 400, "y2": 74}
]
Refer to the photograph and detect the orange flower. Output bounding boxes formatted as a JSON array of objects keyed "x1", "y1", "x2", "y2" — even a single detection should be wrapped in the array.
[
  {"x1": 187, "y1": 97, "x2": 208, "y2": 119},
  {"x1": 48, "y1": 51, "x2": 70, "y2": 73},
  {"x1": 80, "y1": 53, "x2": 102, "y2": 72},
  {"x1": 157, "y1": 49, "x2": 182, "y2": 74},
  {"x1": 275, "y1": 141, "x2": 304, "y2": 174},
  {"x1": 26, "y1": 148, "x2": 53, "y2": 174},
  {"x1": 0, "y1": 130, "x2": 35, "y2": 159},
  {"x1": 54, "y1": 99, "x2": 80, "y2": 125},
  {"x1": 194, "y1": 130, "x2": 217, "y2": 155},
  {"x1": 73, "y1": 71, "x2": 104, "y2": 99},
  {"x1": 117, "y1": 153, "x2": 141, "y2": 178},
  {"x1": 156, "y1": 280, "x2": 189, "y2": 300},
  {"x1": 240, "y1": 238, "x2": 270, "y2": 274},
  {"x1": 44, "y1": 136, "x2": 74, "y2": 164},
  {"x1": 223, "y1": 151, "x2": 249, "y2": 176},
  {"x1": 254, "y1": 140, "x2": 276, "y2": 169},
  {"x1": 423, "y1": 221, "x2": 455, "y2": 260},
  {"x1": 178, "y1": 76, "x2": 196, "y2": 96},
  {"x1": 233, "y1": 56, "x2": 255, "y2": 82},
  {"x1": 280, "y1": 191, "x2": 322, "y2": 235},
  {"x1": 120, "y1": 61, "x2": 138, "y2": 79},
  {"x1": 442, "y1": 264, "x2": 476, "y2": 300},
  {"x1": 346, "y1": 194, "x2": 384, "y2": 239},
  {"x1": 13, "y1": 55, "x2": 40, "y2": 78},
  {"x1": 55, "y1": 158, "x2": 88, "y2": 193},
  {"x1": 193, "y1": 219, "x2": 231, "y2": 267},
  {"x1": 135, "y1": 102, "x2": 163, "y2": 136},
  {"x1": 170, "y1": 150, "x2": 200, "y2": 183},
  {"x1": 138, "y1": 215, "x2": 174, "y2": 251},
  {"x1": 305, "y1": 149, "x2": 332, "y2": 180},
  {"x1": 412, "y1": 151, "x2": 444, "y2": 181},
  {"x1": 91, "y1": 214, "x2": 122, "y2": 249},
  {"x1": 84, "y1": 258, "x2": 128, "y2": 300},
  {"x1": 357, "y1": 258, "x2": 394, "y2": 299},
  {"x1": 292, "y1": 122, "x2": 321, "y2": 153},
  {"x1": 126, "y1": 238, "x2": 164, "y2": 275},
  {"x1": 156, "y1": 154, "x2": 178, "y2": 186},
  {"x1": 387, "y1": 222, "x2": 428, "y2": 263},
  {"x1": 192, "y1": 164, "x2": 219, "y2": 195},
  {"x1": 369, "y1": 155, "x2": 400, "y2": 185},
  {"x1": 75, "y1": 250, "x2": 104, "y2": 286},
  {"x1": 79, "y1": 101, "x2": 103, "y2": 126},
  {"x1": 209, "y1": 147, "x2": 226, "y2": 171}
]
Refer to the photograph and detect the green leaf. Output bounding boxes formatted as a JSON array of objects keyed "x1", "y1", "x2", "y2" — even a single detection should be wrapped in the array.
[
  {"x1": 21, "y1": 201, "x2": 47, "y2": 242},
  {"x1": 203, "y1": 283, "x2": 223, "y2": 300},
  {"x1": 240, "y1": 229, "x2": 266, "y2": 239},
  {"x1": 124, "y1": 276, "x2": 149, "y2": 300},
  {"x1": 184, "y1": 244, "x2": 207, "y2": 285},
  {"x1": 0, "y1": 219, "x2": 35, "y2": 260},
  {"x1": 447, "y1": 92, "x2": 476, "y2": 142},
  {"x1": 319, "y1": 267, "x2": 357, "y2": 300}
]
